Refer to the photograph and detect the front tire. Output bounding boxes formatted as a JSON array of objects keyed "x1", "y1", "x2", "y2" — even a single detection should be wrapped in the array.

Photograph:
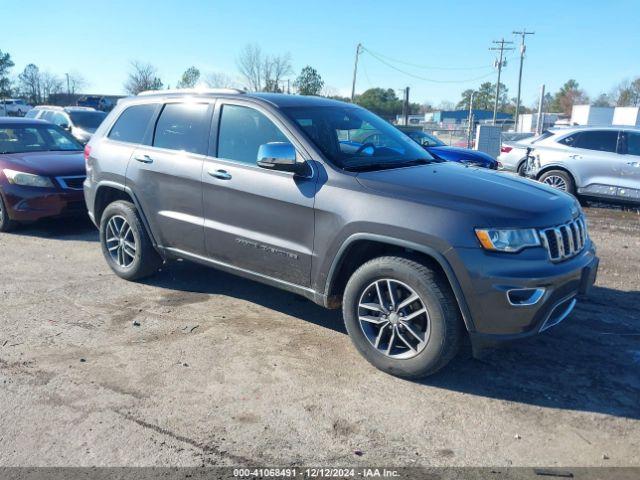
[
  {"x1": 99, "y1": 200, "x2": 161, "y2": 281},
  {"x1": 342, "y1": 256, "x2": 462, "y2": 379},
  {"x1": 538, "y1": 169, "x2": 576, "y2": 195},
  {"x1": 0, "y1": 193, "x2": 17, "y2": 232}
]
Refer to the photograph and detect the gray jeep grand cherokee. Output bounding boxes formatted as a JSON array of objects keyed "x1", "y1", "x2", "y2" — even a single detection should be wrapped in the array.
[{"x1": 83, "y1": 89, "x2": 599, "y2": 378}]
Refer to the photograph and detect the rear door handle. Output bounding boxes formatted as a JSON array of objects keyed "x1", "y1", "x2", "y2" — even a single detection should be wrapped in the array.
[
  {"x1": 627, "y1": 161, "x2": 640, "y2": 167},
  {"x1": 134, "y1": 155, "x2": 153, "y2": 164},
  {"x1": 569, "y1": 154, "x2": 582, "y2": 159},
  {"x1": 209, "y1": 169, "x2": 232, "y2": 180}
]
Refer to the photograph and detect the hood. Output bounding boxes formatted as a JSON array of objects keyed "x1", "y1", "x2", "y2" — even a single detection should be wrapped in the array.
[
  {"x1": 356, "y1": 162, "x2": 579, "y2": 228},
  {"x1": 427, "y1": 145, "x2": 497, "y2": 166},
  {"x1": 1, "y1": 151, "x2": 85, "y2": 177}
]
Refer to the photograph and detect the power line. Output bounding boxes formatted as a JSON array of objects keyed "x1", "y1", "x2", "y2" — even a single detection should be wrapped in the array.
[
  {"x1": 362, "y1": 46, "x2": 494, "y2": 71},
  {"x1": 363, "y1": 47, "x2": 497, "y2": 84}
]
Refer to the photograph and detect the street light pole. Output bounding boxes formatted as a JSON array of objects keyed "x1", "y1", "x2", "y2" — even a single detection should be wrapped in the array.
[{"x1": 513, "y1": 29, "x2": 535, "y2": 132}]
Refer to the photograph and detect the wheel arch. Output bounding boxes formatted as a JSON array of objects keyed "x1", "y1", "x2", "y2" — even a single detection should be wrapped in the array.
[
  {"x1": 323, "y1": 233, "x2": 475, "y2": 332},
  {"x1": 536, "y1": 164, "x2": 579, "y2": 185},
  {"x1": 93, "y1": 182, "x2": 159, "y2": 249}
]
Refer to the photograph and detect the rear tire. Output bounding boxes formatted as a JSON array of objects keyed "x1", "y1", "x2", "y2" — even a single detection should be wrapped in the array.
[
  {"x1": 517, "y1": 160, "x2": 527, "y2": 176},
  {"x1": 0, "y1": 193, "x2": 17, "y2": 232},
  {"x1": 342, "y1": 256, "x2": 462, "y2": 379},
  {"x1": 538, "y1": 169, "x2": 576, "y2": 195},
  {"x1": 99, "y1": 200, "x2": 161, "y2": 281}
]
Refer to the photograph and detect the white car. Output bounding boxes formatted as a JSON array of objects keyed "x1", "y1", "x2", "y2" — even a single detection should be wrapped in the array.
[
  {"x1": 498, "y1": 131, "x2": 553, "y2": 174},
  {"x1": 521, "y1": 126, "x2": 640, "y2": 204},
  {"x1": 0, "y1": 99, "x2": 32, "y2": 116}
]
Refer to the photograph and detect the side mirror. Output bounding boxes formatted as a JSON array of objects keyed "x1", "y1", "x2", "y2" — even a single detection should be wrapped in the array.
[
  {"x1": 60, "y1": 123, "x2": 70, "y2": 130},
  {"x1": 257, "y1": 142, "x2": 303, "y2": 174}
]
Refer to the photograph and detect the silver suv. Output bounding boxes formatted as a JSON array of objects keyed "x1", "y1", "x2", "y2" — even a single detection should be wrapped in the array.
[
  {"x1": 513, "y1": 126, "x2": 640, "y2": 203},
  {"x1": 83, "y1": 89, "x2": 598, "y2": 378}
]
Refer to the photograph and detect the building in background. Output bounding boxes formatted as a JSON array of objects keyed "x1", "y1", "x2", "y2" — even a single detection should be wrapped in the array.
[
  {"x1": 517, "y1": 112, "x2": 564, "y2": 133},
  {"x1": 424, "y1": 109, "x2": 512, "y2": 125}
]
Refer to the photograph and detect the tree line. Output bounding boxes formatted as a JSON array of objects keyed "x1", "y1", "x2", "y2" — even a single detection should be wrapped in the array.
[
  {"x1": 3, "y1": 45, "x2": 640, "y2": 120},
  {"x1": 455, "y1": 77, "x2": 640, "y2": 117},
  {"x1": 0, "y1": 49, "x2": 86, "y2": 104}
]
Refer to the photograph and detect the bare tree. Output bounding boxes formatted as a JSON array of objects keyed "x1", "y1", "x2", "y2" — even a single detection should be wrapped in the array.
[
  {"x1": 66, "y1": 71, "x2": 88, "y2": 94},
  {"x1": 236, "y1": 44, "x2": 292, "y2": 92},
  {"x1": 236, "y1": 44, "x2": 263, "y2": 92},
  {"x1": 18, "y1": 64, "x2": 42, "y2": 104},
  {"x1": 40, "y1": 71, "x2": 64, "y2": 102},
  {"x1": 204, "y1": 72, "x2": 241, "y2": 89},
  {"x1": 124, "y1": 61, "x2": 163, "y2": 95}
]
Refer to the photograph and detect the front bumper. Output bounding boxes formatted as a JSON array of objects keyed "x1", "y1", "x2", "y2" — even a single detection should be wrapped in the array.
[
  {"x1": 1, "y1": 183, "x2": 86, "y2": 222},
  {"x1": 445, "y1": 242, "x2": 598, "y2": 347}
]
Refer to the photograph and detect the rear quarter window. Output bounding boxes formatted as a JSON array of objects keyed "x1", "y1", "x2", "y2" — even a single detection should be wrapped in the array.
[{"x1": 108, "y1": 104, "x2": 157, "y2": 144}]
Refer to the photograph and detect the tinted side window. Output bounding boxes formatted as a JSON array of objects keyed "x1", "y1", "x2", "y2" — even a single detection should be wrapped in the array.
[
  {"x1": 573, "y1": 130, "x2": 618, "y2": 153},
  {"x1": 41, "y1": 111, "x2": 54, "y2": 121},
  {"x1": 217, "y1": 105, "x2": 288, "y2": 165},
  {"x1": 108, "y1": 104, "x2": 157, "y2": 144},
  {"x1": 626, "y1": 132, "x2": 640, "y2": 156},
  {"x1": 153, "y1": 103, "x2": 210, "y2": 155}
]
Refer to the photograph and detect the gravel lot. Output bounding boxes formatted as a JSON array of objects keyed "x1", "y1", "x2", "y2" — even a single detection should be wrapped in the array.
[{"x1": 0, "y1": 205, "x2": 639, "y2": 468}]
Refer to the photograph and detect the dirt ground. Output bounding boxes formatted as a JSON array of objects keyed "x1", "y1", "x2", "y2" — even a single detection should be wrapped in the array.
[{"x1": 0, "y1": 205, "x2": 638, "y2": 468}]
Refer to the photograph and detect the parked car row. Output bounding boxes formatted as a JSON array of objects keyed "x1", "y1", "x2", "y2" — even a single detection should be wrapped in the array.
[
  {"x1": 0, "y1": 91, "x2": 600, "y2": 379},
  {"x1": 0, "y1": 118, "x2": 86, "y2": 232},
  {"x1": 0, "y1": 99, "x2": 33, "y2": 117},
  {"x1": 25, "y1": 106, "x2": 107, "y2": 144},
  {"x1": 499, "y1": 126, "x2": 640, "y2": 205}
]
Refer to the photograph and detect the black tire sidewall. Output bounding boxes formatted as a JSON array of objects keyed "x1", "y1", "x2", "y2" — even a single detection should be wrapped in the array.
[
  {"x1": 539, "y1": 170, "x2": 575, "y2": 195},
  {"x1": 0, "y1": 192, "x2": 16, "y2": 232},
  {"x1": 99, "y1": 201, "x2": 148, "y2": 280},
  {"x1": 343, "y1": 258, "x2": 455, "y2": 378}
]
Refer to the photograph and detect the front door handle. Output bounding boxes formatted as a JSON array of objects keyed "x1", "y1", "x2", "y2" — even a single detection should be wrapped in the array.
[
  {"x1": 569, "y1": 154, "x2": 582, "y2": 159},
  {"x1": 626, "y1": 161, "x2": 640, "y2": 167},
  {"x1": 209, "y1": 169, "x2": 232, "y2": 180},
  {"x1": 134, "y1": 155, "x2": 153, "y2": 164}
]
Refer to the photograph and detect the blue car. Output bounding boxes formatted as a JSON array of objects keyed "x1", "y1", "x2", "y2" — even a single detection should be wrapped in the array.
[{"x1": 399, "y1": 128, "x2": 498, "y2": 169}]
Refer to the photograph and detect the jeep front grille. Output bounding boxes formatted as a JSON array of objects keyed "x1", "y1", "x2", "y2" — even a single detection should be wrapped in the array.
[{"x1": 539, "y1": 216, "x2": 587, "y2": 262}]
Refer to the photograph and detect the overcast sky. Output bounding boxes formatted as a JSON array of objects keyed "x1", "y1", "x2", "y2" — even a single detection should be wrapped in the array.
[{"x1": 5, "y1": 0, "x2": 640, "y2": 106}]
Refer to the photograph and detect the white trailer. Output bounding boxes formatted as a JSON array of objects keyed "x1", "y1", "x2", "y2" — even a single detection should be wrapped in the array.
[
  {"x1": 613, "y1": 107, "x2": 640, "y2": 126},
  {"x1": 570, "y1": 105, "x2": 614, "y2": 126}
]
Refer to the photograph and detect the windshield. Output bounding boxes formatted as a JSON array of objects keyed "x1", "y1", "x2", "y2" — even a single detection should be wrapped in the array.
[
  {"x1": 0, "y1": 125, "x2": 83, "y2": 154},
  {"x1": 282, "y1": 106, "x2": 437, "y2": 171},
  {"x1": 405, "y1": 130, "x2": 445, "y2": 147},
  {"x1": 69, "y1": 110, "x2": 107, "y2": 131}
]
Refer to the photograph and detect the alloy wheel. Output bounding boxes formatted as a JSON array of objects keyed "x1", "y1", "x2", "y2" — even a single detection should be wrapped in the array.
[
  {"x1": 542, "y1": 175, "x2": 568, "y2": 191},
  {"x1": 105, "y1": 215, "x2": 137, "y2": 268},
  {"x1": 357, "y1": 279, "x2": 430, "y2": 359}
]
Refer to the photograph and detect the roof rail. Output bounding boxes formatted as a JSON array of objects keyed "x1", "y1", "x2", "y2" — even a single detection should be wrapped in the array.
[{"x1": 137, "y1": 87, "x2": 245, "y2": 96}]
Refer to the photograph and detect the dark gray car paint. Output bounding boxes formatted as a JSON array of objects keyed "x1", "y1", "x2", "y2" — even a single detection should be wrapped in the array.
[{"x1": 84, "y1": 92, "x2": 597, "y2": 343}]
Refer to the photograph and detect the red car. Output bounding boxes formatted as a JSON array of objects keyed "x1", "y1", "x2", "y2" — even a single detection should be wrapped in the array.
[{"x1": 0, "y1": 118, "x2": 86, "y2": 232}]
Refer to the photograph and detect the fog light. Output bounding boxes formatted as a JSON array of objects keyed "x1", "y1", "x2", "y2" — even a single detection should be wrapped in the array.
[{"x1": 507, "y1": 288, "x2": 545, "y2": 306}]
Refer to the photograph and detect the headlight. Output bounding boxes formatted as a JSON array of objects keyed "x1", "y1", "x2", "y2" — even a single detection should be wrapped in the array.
[
  {"x1": 475, "y1": 228, "x2": 541, "y2": 253},
  {"x1": 3, "y1": 169, "x2": 54, "y2": 188}
]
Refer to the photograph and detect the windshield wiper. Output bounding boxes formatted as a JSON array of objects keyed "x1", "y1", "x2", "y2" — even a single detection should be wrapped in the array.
[{"x1": 343, "y1": 158, "x2": 433, "y2": 172}]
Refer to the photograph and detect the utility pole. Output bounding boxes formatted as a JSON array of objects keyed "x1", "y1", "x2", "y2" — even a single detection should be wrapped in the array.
[
  {"x1": 513, "y1": 29, "x2": 535, "y2": 132},
  {"x1": 350, "y1": 43, "x2": 362, "y2": 102},
  {"x1": 65, "y1": 73, "x2": 71, "y2": 102},
  {"x1": 490, "y1": 39, "x2": 514, "y2": 125},
  {"x1": 403, "y1": 87, "x2": 410, "y2": 126},
  {"x1": 536, "y1": 84, "x2": 545, "y2": 135},
  {"x1": 467, "y1": 91, "x2": 474, "y2": 148}
]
